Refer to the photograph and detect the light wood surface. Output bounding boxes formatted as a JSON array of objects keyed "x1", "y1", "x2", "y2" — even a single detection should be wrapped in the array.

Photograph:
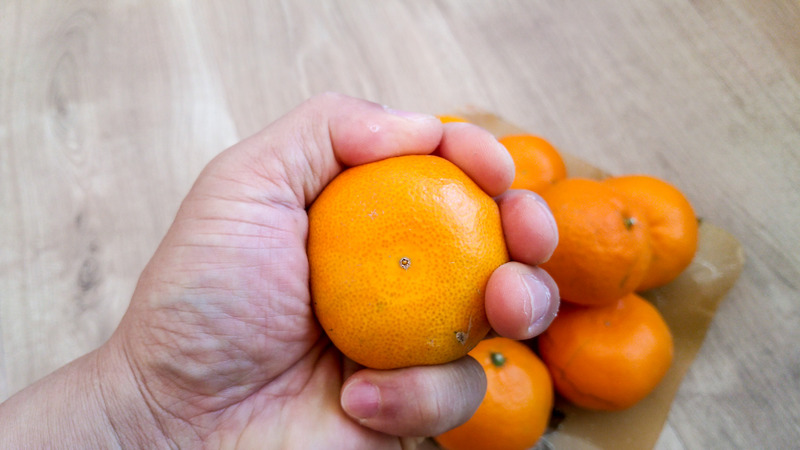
[{"x1": 2, "y1": 1, "x2": 798, "y2": 448}]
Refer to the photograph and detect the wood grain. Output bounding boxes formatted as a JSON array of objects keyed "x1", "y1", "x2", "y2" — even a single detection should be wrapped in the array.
[{"x1": 2, "y1": 1, "x2": 798, "y2": 448}]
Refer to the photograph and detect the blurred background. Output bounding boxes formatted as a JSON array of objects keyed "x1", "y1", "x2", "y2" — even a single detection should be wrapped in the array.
[{"x1": 1, "y1": 1, "x2": 798, "y2": 448}]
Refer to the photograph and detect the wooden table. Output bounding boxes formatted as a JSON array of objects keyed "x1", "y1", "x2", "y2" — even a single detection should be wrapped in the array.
[{"x1": 2, "y1": 1, "x2": 798, "y2": 447}]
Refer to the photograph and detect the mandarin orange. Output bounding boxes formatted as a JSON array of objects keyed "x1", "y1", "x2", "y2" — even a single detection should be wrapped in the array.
[
  {"x1": 499, "y1": 134, "x2": 567, "y2": 194},
  {"x1": 435, "y1": 337, "x2": 553, "y2": 450},
  {"x1": 539, "y1": 178, "x2": 652, "y2": 305},
  {"x1": 437, "y1": 115, "x2": 469, "y2": 123},
  {"x1": 308, "y1": 155, "x2": 508, "y2": 369},
  {"x1": 538, "y1": 293, "x2": 674, "y2": 411},
  {"x1": 603, "y1": 175, "x2": 698, "y2": 291}
]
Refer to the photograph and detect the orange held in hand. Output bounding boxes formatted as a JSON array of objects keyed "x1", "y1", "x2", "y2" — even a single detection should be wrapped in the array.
[
  {"x1": 538, "y1": 293, "x2": 674, "y2": 411},
  {"x1": 603, "y1": 174, "x2": 699, "y2": 291},
  {"x1": 308, "y1": 155, "x2": 509, "y2": 370},
  {"x1": 539, "y1": 178, "x2": 652, "y2": 306},
  {"x1": 435, "y1": 337, "x2": 553, "y2": 450},
  {"x1": 499, "y1": 134, "x2": 567, "y2": 194}
]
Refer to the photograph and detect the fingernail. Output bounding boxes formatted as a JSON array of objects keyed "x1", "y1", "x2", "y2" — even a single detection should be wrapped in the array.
[
  {"x1": 341, "y1": 380, "x2": 381, "y2": 420},
  {"x1": 529, "y1": 190, "x2": 551, "y2": 212},
  {"x1": 521, "y1": 273, "x2": 552, "y2": 334},
  {"x1": 531, "y1": 192, "x2": 557, "y2": 231},
  {"x1": 529, "y1": 192, "x2": 559, "y2": 258},
  {"x1": 383, "y1": 105, "x2": 437, "y2": 122}
]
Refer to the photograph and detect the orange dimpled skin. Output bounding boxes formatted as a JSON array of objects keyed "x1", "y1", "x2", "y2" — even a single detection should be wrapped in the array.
[
  {"x1": 538, "y1": 293, "x2": 674, "y2": 411},
  {"x1": 308, "y1": 155, "x2": 509, "y2": 370},
  {"x1": 435, "y1": 338, "x2": 553, "y2": 450},
  {"x1": 539, "y1": 178, "x2": 652, "y2": 305},
  {"x1": 499, "y1": 134, "x2": 567, "y2": 194},
  {"x1": 603, "y1": 175, "x2": 699, "y2": 291}
]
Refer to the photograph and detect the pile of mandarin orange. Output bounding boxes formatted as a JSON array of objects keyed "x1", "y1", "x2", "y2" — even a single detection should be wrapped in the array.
[{"x1": 434, "y1": 115, "x2": 699, "y2": 450}]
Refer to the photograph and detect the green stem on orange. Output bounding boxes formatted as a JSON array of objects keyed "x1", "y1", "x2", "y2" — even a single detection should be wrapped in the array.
[{"x1": 490, "y1": 352, "x2": 506, "y2": 368}]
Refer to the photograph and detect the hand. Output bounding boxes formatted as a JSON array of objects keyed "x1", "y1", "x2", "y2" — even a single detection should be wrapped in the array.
[{"x1": 0, "y1": 93, "x2": 559, "y2": 449}]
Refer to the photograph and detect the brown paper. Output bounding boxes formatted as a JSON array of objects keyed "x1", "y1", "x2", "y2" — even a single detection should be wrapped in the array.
[{"x1": 445, "y1": 109, "x2": 745, "y2": 449}]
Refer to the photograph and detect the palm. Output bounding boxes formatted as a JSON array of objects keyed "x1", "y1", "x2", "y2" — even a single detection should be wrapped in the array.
[
  {"x1": 125, "y1": 177, "x2": 355, "y2": 436},
  {"x1": 218, "y1": 346, "x2": 400, "y2": 448}
]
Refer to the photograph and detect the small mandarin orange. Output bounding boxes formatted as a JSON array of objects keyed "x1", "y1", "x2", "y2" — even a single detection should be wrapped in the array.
[
  {"x1": 539, "y1": 178, "x2": 652, "y2": 306},
  {"x1": 499, "y1": 134, "x2": 567, "y2": 194},
  {"x1": 435, "y1": 337, "x2": 553, "y2": 450},
  {"x1": 603, "y1": 174, "x2": 699, "y2": 291},
  {"x1": 538, "y1": 293, "x2": 674, "y2": 411},
  {"x1": 437, "y1": 115, "x2": 469, "y2": 123}
]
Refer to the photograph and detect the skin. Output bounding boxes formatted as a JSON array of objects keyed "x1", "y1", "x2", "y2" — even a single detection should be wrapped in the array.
[{"x1": 0, "y1": 93, "x2": 560, "y2": 449}]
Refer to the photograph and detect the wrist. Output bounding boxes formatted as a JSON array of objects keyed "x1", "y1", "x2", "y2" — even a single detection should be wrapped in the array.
[
  {"x1": 0, "y1": 348, "x2": 133, "y2": 447},
  {"x1": 0, "y1": 337, "x2": 184, "y2": 448},
  {"x1": 93, "y1": 337, "x2": 178, "y2": 448}
]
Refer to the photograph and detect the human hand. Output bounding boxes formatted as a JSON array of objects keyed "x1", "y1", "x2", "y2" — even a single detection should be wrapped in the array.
[{"x1": 0, "y1": 93, "x2": 559, "y2": 449}]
